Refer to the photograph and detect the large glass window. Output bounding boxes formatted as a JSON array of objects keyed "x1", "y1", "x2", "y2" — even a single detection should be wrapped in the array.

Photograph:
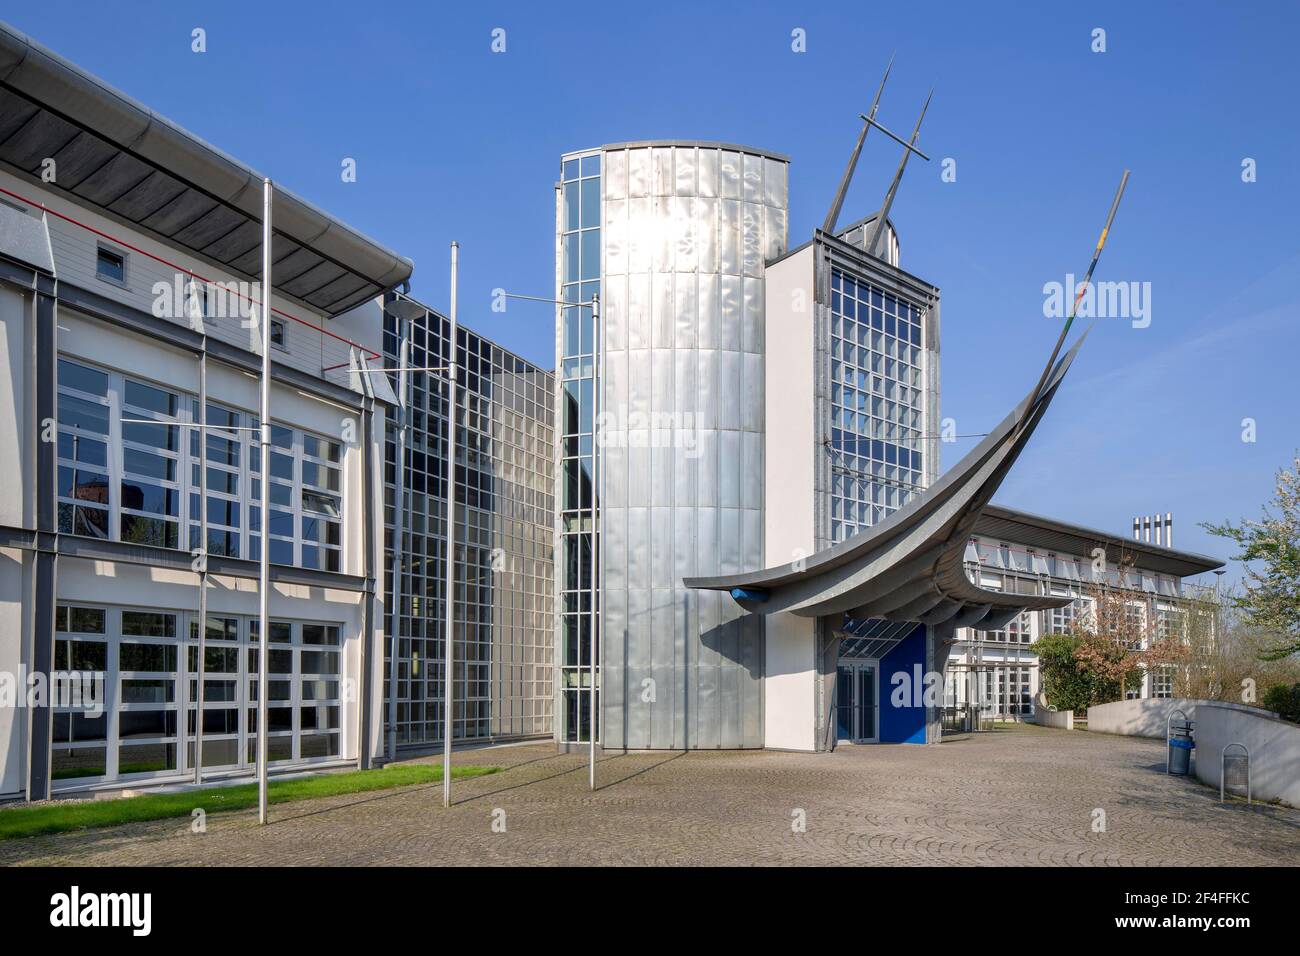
[
  {"x1": 828, "y1": 269, "x2": 926, "y2": 543},
  {"x1": 57, "y1": 357, "x2": 344, "y2": 570},
  {"x1": 558, "y1": 150, "x2": 600, "y2": 743},
  {"x1": 50, "y1": 603, "x2": 343, "y2": 786},
  {"x1": 381, "y1": 302, "x2": 556, "y2": 749}
]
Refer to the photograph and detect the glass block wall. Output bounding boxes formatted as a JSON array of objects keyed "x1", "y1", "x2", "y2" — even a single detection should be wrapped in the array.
[
  {"x1": 383, "y1": 303, "x2": 555, "y2": 748},
  {"x1": 827, "y1": 269, "x2": 929, "y2": 542}
]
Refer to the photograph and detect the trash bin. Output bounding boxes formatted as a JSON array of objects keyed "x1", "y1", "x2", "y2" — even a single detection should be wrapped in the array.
[{"x1": 1168, "y1": 721, "x2": 1194, "y2": 775}]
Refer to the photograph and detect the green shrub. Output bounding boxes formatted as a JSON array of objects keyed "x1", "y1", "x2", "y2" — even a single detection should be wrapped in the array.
[{"x1": 1261, "y1": 682, "x2": 1300, "y2": 722}]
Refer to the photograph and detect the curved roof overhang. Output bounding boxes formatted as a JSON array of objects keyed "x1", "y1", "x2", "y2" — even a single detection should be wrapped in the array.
[
  {"x1": 684, "y1": 338, "x2": 1088, "y2": 631},
  {"x1": 0, "y1": 21, "x2": 413, "y2": 316}
]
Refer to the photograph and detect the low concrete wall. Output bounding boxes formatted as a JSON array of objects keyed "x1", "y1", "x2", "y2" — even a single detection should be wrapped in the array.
[
  {"x1": 1087, "y1": 698, "x2": 1276, "y2": 739},
  {"x1": 1031, "y1": 692, "x2": 1074, "y2": 729},
  {"x1": 1193, "y1": 705, "x2": 1300, "y2": 807}
]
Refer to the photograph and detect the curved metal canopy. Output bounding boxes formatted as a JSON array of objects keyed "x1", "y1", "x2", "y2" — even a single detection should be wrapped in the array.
[{"x1": 684, "y1": 337, "x2": 1088, "y2": 631}]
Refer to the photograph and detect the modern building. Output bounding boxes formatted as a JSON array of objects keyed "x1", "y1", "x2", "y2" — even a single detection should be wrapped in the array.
[
  {"x1": 945, "y1": 506, "x2": 1220, "y2": 723},
  {"x1": 0, "y1": 23, "x2": 1225, "y2": 804},
  {"x1": 558, "y1": 117, "x2": 1222, "y2": 752},
  {"x1": 0, "y1": 22, "x2": 555, "y2": 800},
  {"x1": 555, "y1": 142, "x2": 790, "y2": 749}
]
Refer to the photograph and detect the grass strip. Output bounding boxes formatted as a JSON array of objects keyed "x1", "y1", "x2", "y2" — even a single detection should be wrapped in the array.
[{"x1": 0, "y1": 763, "x2": 497, "y2": 841}]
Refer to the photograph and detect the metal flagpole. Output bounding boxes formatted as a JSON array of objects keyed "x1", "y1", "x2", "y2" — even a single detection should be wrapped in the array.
[
  {"x1": 443, "y1": 242, "x2": 458, "y2": 808},
  {"x1": 589, "y1": 293, "x2": 599, "y2": 792},
  {"x1": 195, "y1": 345, "x2": 208, "y2": 784},
  {"x1": 388, "y1": 309, "x2": 410, "y2": 762},
  {"x1": 257, "y1": 177, "x2": 272, "y2": 825},
  {"x1": 1019, "y1": 170, "x2": 1129, "y2": 427}
]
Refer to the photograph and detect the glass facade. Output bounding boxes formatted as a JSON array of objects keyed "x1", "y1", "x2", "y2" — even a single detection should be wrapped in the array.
[
  {"x1": 50, "y1": 603, "x2": 341, "y2": 785},
  {"x1": 827, "y1": 269, "x2": 927, "y2": 543},
  {"x1": 382, "y1": 305, "x2": 555, "y2": 748},
  {"x1": 557, "y1": 150, "x2": 602, "y2": 742},
  {"x1": 56, "y1": 357, "x2": 344, "y2": 569}
]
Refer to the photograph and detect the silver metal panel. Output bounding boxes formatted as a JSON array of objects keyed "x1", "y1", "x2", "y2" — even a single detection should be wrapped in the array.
[
  {"x1": 742, "y1": 429, "x2": 763, "y2": 510},
  {"x1": 698, "y1": 148, "x2": 719, "y2": 198},
  {"x1": 697, "y1": 273, "x2": 719, "y2": 350},
  {"x1": 674, "y1": 271, "x2": 697, "y2": 348},
  {"x1": 605, "y1": 148, "x2": 628, "y2": 200},
  {"x1": 695, "y1": 428, "x2": 718, "y2": 506},
  {"x1": 675, "y1": 146, "x2": 697, "y2": 197},
  {"x1": 719, "y1": 429, "x2": 742, "y2": 509},
  {"x1": 652, "y1": 147, "x2": 673, "y2": 197},
  {"x1": 741, "y1": 202, "x2": 763, "y2": 277},
  {"x1": 592, "y1": 143, "x2": 788, "y2": 750},
  {"x1": 718, "y1": 350, "x2": 741, "y2": 430},
  {"x1": 603, "y1": 587, "x2": 627, "y2": 745},
  {"x1": 696, "y1": 349, "x2": 717, "y2": 430},
  {"x1": 720, "y1": 507, "x2": 741, "y2": 575},
  {"x1": 627, "y1": 148, "x2": 649, "y2": 198},
  {"x1": 624, "y1": 586, "x2": 651, "y2": 745},
  {"x1": 628, "y1": 443, "x2": 650, "y2": 508},
  {"x1": 742, "y1": 352, "x2": 763, "y2": 433},
  {"x1": 719, "y1": 200, "x2": 740, "y2": 275},
  {"x1": 697, "y1": 505, "x2": 718, "y2": 579},
  {"x1": 650, "y1": 592, "x2": 675, "y2": 748},
  {"x1": 720, "y1": 274, "x2": 741, "y2": 349},
  {"x1": 719, "y1": 150, "x2": 741, "y2": 200}
]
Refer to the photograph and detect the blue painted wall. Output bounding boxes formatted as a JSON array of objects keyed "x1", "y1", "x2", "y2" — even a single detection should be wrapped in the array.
[{"x1": 879, "y1": 625, "x2": 928, "y2": 744}]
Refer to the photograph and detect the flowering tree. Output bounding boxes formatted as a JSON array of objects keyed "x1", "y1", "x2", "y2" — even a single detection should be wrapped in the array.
[
  {"x1": 1203, "y1": 453, "x2": 1300, "y2": 660},
  {"x1": 1034, "y1": 567, "x2": 1190, "y2": 708}
]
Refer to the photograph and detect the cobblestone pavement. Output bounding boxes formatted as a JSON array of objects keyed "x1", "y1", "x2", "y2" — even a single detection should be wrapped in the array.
[{"x1": 3, "y1": 726, "x2": 1297, "y2": 866}]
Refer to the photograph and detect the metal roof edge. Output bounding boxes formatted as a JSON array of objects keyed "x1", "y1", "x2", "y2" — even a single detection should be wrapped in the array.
[{"x1": 0, "y1": 20, "x2": 413, "y2": 291}]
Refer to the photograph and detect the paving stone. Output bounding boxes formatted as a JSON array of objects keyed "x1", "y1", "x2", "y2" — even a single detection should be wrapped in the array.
[{"x1": 2, "y1": 726, "x2": 1296, "y2": 866}]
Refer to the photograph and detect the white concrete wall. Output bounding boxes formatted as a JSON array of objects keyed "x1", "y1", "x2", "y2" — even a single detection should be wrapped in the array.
[
  {"x1": 762, "y1": 246, "x2": 814, "y2": 568},
  {"x1": 1087, "y1": 697, "x2": 1277, "y2": 739},
  {"x1": 0, "y1": 283, "x2": 29, "y2": 795},
  {"x1": 0, "y1": 169, "x2": 379, "y2": 391},
  {"x1": 761, "y1": 246, "x2": 816, "y2": 751},
  {"x1": 1030, "y1": 692, "x2": 1073, "y2": 729},
  {"x1": 1192, "y1": 705, "x2": 1300, "y2": 807},
  {"x1": 764, "y1": 611, "x2": 817, "y2": 751}
]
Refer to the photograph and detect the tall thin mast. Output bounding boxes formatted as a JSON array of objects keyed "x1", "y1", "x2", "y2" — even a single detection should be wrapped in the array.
[
  {"x1": 257, "y1": 177, "x2": 272, "y2": 825},
  {"x1": 823, "y1": 56, "x2": 894, "y2": 235},
  {"x1": 862, "y1": 89, "x2": 932, "y2": 260},
  {"x1": 1019, "y1": 170, "x2": 1130, "y2": 428},
  {"x1": 443, "y1": 241, "x2": 459, "y2": 809}
]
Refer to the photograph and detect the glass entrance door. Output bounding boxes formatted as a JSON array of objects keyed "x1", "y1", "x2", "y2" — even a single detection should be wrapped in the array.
[{"x1": 835, "y1": 661, "x2": 878, "y2": 743}]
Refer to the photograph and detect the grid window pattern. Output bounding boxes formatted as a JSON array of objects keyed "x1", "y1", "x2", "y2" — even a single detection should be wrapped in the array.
[
  {"x1": 51, "y1": 604, "x2": 341, "y2": 785},
  {"x1": 828, "y1": 269, "x2": 926, "y2": 543},
  {"x1": 558, "y1": 150, "x2": 601, "y2": 742},
  {"x1": 984, "y1": 612, "x2": 1033, "y2": 644},
  {"x1": 382, "y1": 305, "x2": 555, "y2": 748},
  {"x1": 56, "y1": 357, "x2": 343, "y2": 569}
]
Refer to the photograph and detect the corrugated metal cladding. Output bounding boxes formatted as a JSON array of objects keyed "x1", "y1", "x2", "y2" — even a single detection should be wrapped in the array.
[{"x1": 600, "y1": 143, "x2": 788, "y2": 749}]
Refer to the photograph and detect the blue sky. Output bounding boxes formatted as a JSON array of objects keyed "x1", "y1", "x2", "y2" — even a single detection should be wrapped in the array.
[{"x1": 10, "y1": 1, "x2": 1299, "y2": 586}]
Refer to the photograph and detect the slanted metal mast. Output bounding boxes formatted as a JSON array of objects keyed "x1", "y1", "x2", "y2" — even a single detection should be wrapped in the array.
[
  {"x1": 861, "y1": 89, "x2": 933, "y2": 260},
  {"x1": 822, "y1": 55, "x2": 894, "y2": 235}
]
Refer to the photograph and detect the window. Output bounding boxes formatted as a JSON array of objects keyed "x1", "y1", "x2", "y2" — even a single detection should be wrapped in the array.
[
  {"x1": 58, "y1": 355, "x2": 346, "y2": 569},
  {"x1": 96, "y1": 245, "x2": 127, "y2": 286},
  {"x1": 51, "y1": 604, "x2": 344, "y2": 785},
  {"x1": 270, "y1": 319, "x2": 287, "y2": 351}
]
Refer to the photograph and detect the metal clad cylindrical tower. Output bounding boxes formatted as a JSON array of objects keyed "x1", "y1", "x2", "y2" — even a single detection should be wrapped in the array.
[{"x1": 599, "y1": 142, "x2": 789, "y2": 750}]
